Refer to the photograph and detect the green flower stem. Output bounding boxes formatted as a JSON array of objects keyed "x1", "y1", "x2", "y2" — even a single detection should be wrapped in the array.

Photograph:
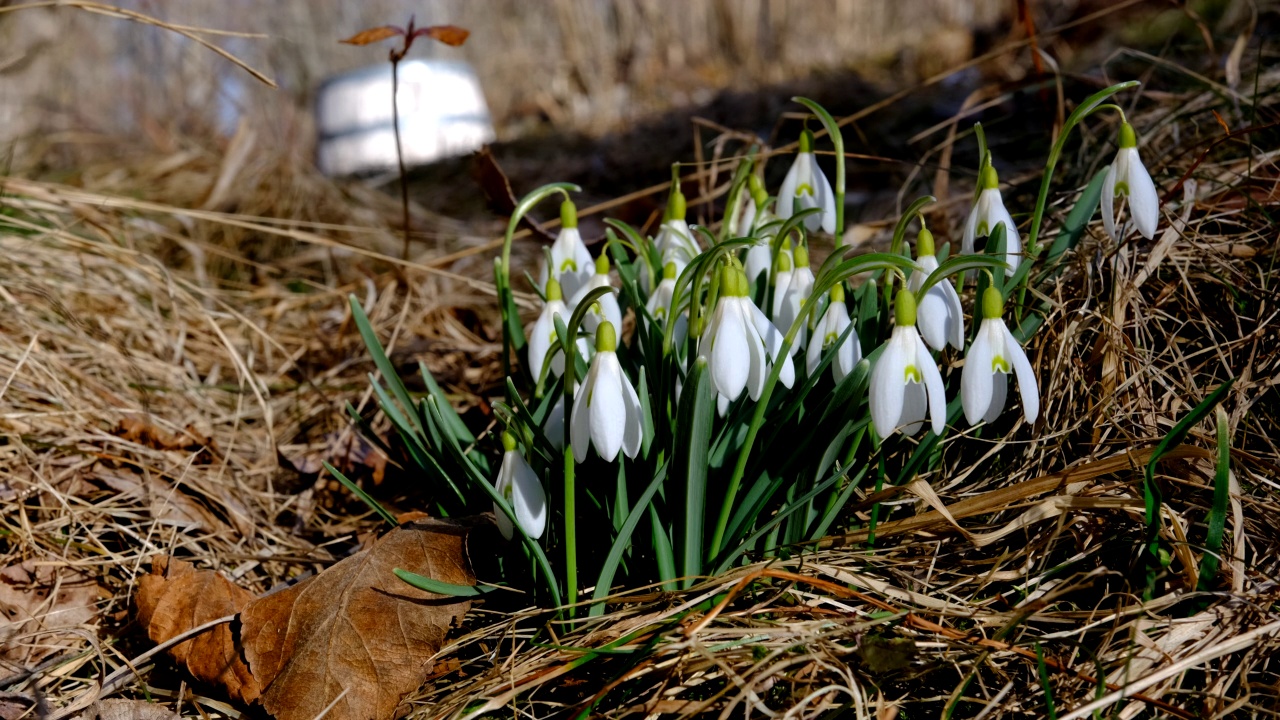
[
  {"x1": 794, "y1": 97, "x2": 846, "y2": 240},
  {"x1": 707, "y1": 253, "x2": 916, "y2": 561}
]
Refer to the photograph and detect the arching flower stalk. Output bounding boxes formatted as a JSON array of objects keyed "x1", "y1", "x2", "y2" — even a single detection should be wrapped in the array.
[
  {"x1": 1102, "y1": 121, "x2": 1160, "y2": 241},
  {"x1": 907, "y1": 227, "x2": 964, "y2": 351},
  {"x1": 777, "y1": 129, "x2": 836, "y2": 234},
  {"x1": 962, "y1": 164, "x2": 1020, "y2": 276},
  {"x1": 869, "y1": 289, "x2": 946, "y2": 438},
  {"x1": 806, "y1": 283, "x2": 861, "y2": 383},
  {"x1": 570, "y1": 321, "x2": 643, "y2": 462},
  {"x1": 962, "y1": 286, "x2": 1039, "y2": 425},
  {"x1": 493, "y1": 431, "x2": 547, "y2": 540}
]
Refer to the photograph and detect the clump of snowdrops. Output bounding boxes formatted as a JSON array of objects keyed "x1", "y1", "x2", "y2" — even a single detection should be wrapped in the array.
[{"x1": 340, "y1": 85, "x2": 1160, "y2": 612}]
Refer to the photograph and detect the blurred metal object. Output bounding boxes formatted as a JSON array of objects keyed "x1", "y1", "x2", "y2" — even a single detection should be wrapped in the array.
[{"x1": 315, "y1": 59, "x2": 495, "y2": 177}]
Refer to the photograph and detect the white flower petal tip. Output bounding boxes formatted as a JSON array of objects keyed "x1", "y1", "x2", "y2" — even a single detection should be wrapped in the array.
[
  {"x1": 908, "y1": 248, "x2": 965, "y2": 352},
  {"x1": 569, "y1": 323, "x2": 642, "y2": 463},
  {"x1": 493, "y1": 442, "x2": 547, "y2": 540},
  {"x1": 961, "y1": 313, "x2": 1039, "y2": 427}
]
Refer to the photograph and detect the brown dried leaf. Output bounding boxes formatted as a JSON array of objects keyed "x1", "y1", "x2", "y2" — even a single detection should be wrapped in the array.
[
  {"x1": 135, "y1": 557, "x2": 261, "y2": 704},
  {"x1": 416, "y1": 25, "x2": 469, "y2": 47},
  {"x1": 88, "y1": 699, "x2": 181, "y2": 720},
  {"x1": 0, "y1": 562, "x2": 102, "y2": 673},
  {"x1": 240, "y1": 518, "x2": 475, "y2": 720},
  {"x1": 0, "y1": 692, "x2": 36, "y2": 720},
  {"x1": 339, "y1": 26, "x2": 402, "y2": 46}
]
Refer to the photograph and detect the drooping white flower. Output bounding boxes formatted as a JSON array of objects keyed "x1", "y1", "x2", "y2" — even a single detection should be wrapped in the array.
[
  {"x1": 962, "y1": 164, "x2": 1020, "y2": 277},
  {"x1": 777, "y1": 130, "x2": 836, "y2": 234},
  {"x1": 869, "y1": 289, "x2": 946, "y2": 437},
  {"x1": 570, "y1": 321, "x2": 643, "y2": 462},
  {"x1": 538, "y1": 200, "x2": 594, "y2": 299},
  {"x1": 744, "y1": 217, "x2": 782, "y2": 287},
  {"x1": 568, "y1": 254, "x2": 623, "y2": 339},
  {"x1": 806, "y1": 284, "x2": 861, "y2": 383},
  {"x1": 907, "y1": 228, "x2": 965, "y2": 351},
  {"x1": 493, "y1": 431, "x2": 547, "y2": 540},
  {"x1": 528, "y1": 277, "x2": 569, "y2": 382},
  {"x1": 700, "y1": 266, "x2": 795, "y2": 414},
  {"x1": 773, "y1": 243, "x2": 815, "y2": 353},
  {"x1": 642, "y1": 188, "x2": 700, "y2": 290},
  {"x1": 962, "y1": 287, "x2": 1039, "y2": 425},
  {"x1": 1102, "y1": 121, "x2": 1160, "y2": 241},
  {"x1": 645, "y1": 261, "x2": 688, "y2": 346}
]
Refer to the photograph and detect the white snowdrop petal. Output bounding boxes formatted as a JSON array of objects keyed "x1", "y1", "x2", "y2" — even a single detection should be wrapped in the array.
[
  {"x1": 528, "y1": 310, "x2": 553, "y2": 382},
  {"x1": 962, "y1": 323, "x2": 996, "y2": 426},
  {"x1": 915, "y1": 334, "x2": 947, "y2": 436},
  {"x1": 1123, "y1": 148, "x2": 1160, "y2": 240},
  {"x1": 805, "y1": 311, "x2": 828, "y2": 377},
  {"x1": 716, "y1": 392, "x2": 731, "y2": 418},
  {"x1": 917, "y1": 289, "x2": 950, "y2": 352},
  {"x1": 1101, "y1": 162, "x2": 1118, "y2": 241},
  {"x1": 621, "y1": 373, "x2": 644, "y2": 459},
  {"x1": 983, "y1": 373, "x2": 1008, "y2": 424},
  {"x1": 1003, "y1": 323, "x2": 1039, "y2": 423},
  {"x1": 745, "y1": 305, "x2": 770, "y2": 401},
  {"x1": 544, "y1": 395, "x2": 566, "y2": 451},
  {"x1": 570, "y1": 366, "x2": 593, "y2": 462},
  {"x1": 870, "y1": 331, "x2": 910, "y2": 437},
  {"x1": 940, "y1": 280, "x2": 966, "y2": 350},
  {"x1": 744, "y1": 242, "x2": 772, "y2": 284},
  {"x1": 510, "y1": 452, "x2": 547, "y2": 539},
  {"x1": 900, "y1": 382, "x2": 927, "y2": 435},
  {"x1": 711, "y1": 301, "x2": 751, "y2": 402},
  {"x1": 588, "y1": 357, "x2": 627, "y2": 462},
  {"x1": 777, "y1": 157, "x2": 803, "y2": 221},
  {"x1": 814, "y1": 158, "x2": 837, "y2": 234},
  {"x1": 961, "y1": 203, "x2": 980, "y2": 256}
]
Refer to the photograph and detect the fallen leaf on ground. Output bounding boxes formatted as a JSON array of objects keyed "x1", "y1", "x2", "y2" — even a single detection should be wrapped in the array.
[
  {"x1": 85, "y1": 699, "x2": 181, "y2": 720},
  {"x1": 239, "y1": 518, "x2": 475, "y2": 720},
  {"x1": 135, "y1": 557, "x2": 260, "y2": 704},
  {"x1": 0, "y1": 562, "x2": 101, "y2": 674}
]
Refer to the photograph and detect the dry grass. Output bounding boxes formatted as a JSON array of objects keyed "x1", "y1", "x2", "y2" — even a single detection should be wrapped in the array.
[{"x1": 3, "y1": 18, "x2": 1280, "y2": 720}]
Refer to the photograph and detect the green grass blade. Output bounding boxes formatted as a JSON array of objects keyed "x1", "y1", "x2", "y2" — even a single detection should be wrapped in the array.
[
  {"x1": 589, "y1": 461, "x2": 670, "y2": 616},
  {"x1": 322, "y1": 462, "x2": 398, "y2": 527},
  {"x1": 349, "y1": 294, "x2": 428, "y2": 441},
  {"x1": 673, "y1": 358, "x2": 715, "y2": 584},
  {"x1": 1196, "y1": 406, "x2": 1232, "y2": 589},
  {"x1": 394, "y1": 568, "x2": 490, "y2": 597}
]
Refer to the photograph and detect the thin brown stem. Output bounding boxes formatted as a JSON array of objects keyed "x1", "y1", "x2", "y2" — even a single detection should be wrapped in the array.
[{"x1": 390, "y1": 53, "x2": 411, "y2": 261}]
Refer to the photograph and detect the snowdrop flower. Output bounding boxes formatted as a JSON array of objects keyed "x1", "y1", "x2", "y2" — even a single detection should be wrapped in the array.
[
  {"x1": 962, "y1": 287, "x2": 1038, "y2": 425},
  {"x1": 1102, "y1": 121, "x2": 1160, "y2": 241},
  {"x1": 777, "y1": 130, "x2": 836, "y2": 234},
  {"x1": 528, "y1": 278, "x2": 570, "y2": 382},
  {"x1": 773, "y1": 243, "x2": 815, "y2": 353},
  {"x1": 538, "y1": 200, "x2": 594, "y2": 299},
  {"x1": 869, "y1": 289, "x2": 946, "y2": 438},
  {"x1": 570, "y1": 321, "x2": 643, "y2": 462},
  {"x1": 544, "y1": 394, "x2": 566, "y2": 451},
  {"x1": 962, "y1": 164, "x2": 1020, "y2": 276},
  {"x1": 569, "y1": 254, "x2": 622, "y2": 339},
  {"x1": 701, "y1": 266, "x2": 795, "y2": 413},
  {"x1": 642, "y1": 188, "x2": 699, "y2": 290},
  {"x1": 493, "y1": 432, "x2": 547, "y2": 540},
  {"x1": 806, "y1": 284, "x2": 861, "y2": 382},
  {"x1": 645, "y1": 261, "x2": 687, "y2": 346},
  {"x1": 907, "y1": 228, "x2": 964, "y2": 351}
]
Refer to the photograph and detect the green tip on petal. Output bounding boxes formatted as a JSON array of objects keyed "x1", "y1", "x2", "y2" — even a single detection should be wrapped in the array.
[
  {"x1": 982, "y1": 286, "x2": 1004, "y2": 319},
  {"x1": 1118, "y1": 121, "x2": 1137, "y2": 149},
  {"x1": 663, "y1": 261, "x2": 677, "y2": 280},
  {"x1": 595, "y1": 321, "x2": 617, "y2": 352},
  {"x1": 793, "y1": 243, "x2": 810, "y2": 268},
  {"x1": 774, "y1": 251, "x2": 793, "y2": 275},
  {"x1": 560, "y1": 199, "x2": 578, "y2": 229},
  {"x1": 594, "y1": 253, "x2": 610, "y2": 275},
  {"x1": 830, "y1": 283, "x2": 845, "y2": 303},
  {"x1": 501, "y1": 431, "x2": 518, "y2": 452},
  {"x1": 916, "y1": 227, "x2": 935, "y2": 258},
  {"x1": 799, "y1": 129, "x2": 814, "y2": 153},
  {"x1": 894, "y1": 289, "x2": 917, "y2": 327},
  {"x1": 980, "y1": 163, "x2": 1000, "y2": 190},
  {"x1": 545, "y1": 277, "x2": 562, "y2": 301}
]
